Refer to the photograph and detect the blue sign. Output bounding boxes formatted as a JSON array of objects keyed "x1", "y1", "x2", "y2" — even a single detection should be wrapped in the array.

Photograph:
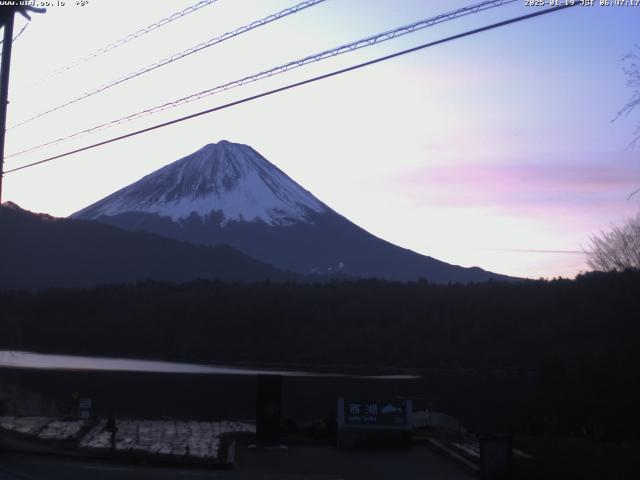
[{"x1": 343, "y1": 400, "x2": 408, "y2": 427}]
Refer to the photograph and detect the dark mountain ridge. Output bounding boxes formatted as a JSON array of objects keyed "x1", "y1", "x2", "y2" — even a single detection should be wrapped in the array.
[{"x1": 0, "y1": 202, "x2": 297, "y2": 290}]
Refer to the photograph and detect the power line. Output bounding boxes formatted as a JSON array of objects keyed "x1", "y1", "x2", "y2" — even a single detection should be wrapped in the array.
[
  {"x1": 6, "y1": 0, "x2": 517, "y2": 159},
  {"x1": 0, "y1": 20, "x2": 29, "y2": 66},
  {"x1": 0, "y1": 20, "x2": 28, "y2": 46},
  {"x1": 12, "y1": 21, "x2": 28, "y2": 42},
  {"x1": 29, "y1": 0, "x2": 220, "y2": 85},
  {"x1": 4, "y1": 4, "x2": 577, "y2": 175},
  {"x1": 10, "y1": 0, "x2": 328, "y2": 130}
]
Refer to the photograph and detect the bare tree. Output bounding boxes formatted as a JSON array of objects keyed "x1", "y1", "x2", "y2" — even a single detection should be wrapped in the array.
[
  {"x1": 586, "y1": 213, "x2": 640, "y2": 271},
  {"x1": 584, "y1": 48, "x2": 640, "y2": 272},
  {"x1": 617, "y1": 44, "x2": 640, "y2": 148}
]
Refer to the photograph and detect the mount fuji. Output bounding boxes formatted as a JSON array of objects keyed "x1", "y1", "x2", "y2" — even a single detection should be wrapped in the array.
[{"x1": 72, "y1": 140, "x2": 510, "y2": 283}]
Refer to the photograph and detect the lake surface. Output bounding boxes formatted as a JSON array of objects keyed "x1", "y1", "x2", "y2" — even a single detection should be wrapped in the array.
[{"x1": 0, "y1": 350, "x2": 419, "y2": 379}]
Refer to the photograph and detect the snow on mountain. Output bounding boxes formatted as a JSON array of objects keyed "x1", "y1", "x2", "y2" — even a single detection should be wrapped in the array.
[{"x1": 73, "y1": 140, "x2": 327, "y2": 226}]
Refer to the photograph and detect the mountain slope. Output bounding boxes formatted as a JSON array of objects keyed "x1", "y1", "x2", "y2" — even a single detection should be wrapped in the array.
[
  {"x1": 0, "y1": 202, "x2": 297, "y2": 290},
  {"x1": 73, "y1": 140, "x2": 512, "y2": 283}
]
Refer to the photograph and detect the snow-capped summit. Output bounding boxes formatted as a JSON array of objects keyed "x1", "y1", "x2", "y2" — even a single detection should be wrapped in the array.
[{"x1": 73, "y1": 140, "x2": 327, "y2": 226}]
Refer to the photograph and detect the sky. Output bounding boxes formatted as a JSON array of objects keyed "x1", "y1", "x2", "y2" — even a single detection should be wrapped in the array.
[{"x1": 2, "y1": 0, "x2": 639, "y2": 279}]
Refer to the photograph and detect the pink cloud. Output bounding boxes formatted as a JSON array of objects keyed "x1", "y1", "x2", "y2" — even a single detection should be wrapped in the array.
[{"x1": 395, "y1": 162, "x2": 640, "y2": 209}]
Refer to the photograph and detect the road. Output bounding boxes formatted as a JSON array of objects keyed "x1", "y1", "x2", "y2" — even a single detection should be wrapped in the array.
[
  {"x1": 1, "y1": 454, "x2": 230, "y2": 480},
  {"x1": 0, "y1": 445, "x2": 474, "y2": 479}
]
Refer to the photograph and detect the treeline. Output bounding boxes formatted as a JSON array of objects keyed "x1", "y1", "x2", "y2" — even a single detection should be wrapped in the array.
[{"x1": 0, "y1": 270, "x2": 638, "y2": 374}]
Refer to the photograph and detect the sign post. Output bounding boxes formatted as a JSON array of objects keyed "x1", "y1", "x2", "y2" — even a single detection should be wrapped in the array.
[
  {"x1": 479, "y1": 434, "x2": 512, "y2": 480},
  {"x1": 255, "y1": 374, "x2": 283, "y2": 448}
]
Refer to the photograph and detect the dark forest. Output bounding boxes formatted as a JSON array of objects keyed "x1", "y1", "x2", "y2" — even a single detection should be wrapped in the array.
[{"x1": 1, "y1": 270, "x2": 638, "y2": 372}]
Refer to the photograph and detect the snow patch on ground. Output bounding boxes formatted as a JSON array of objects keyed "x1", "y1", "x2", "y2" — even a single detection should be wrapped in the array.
[
  {"x1": 80, "y1": 419, "x2": 255, "y2": 459},
  {"x1": 0, "y1": 416, "x2": 86, "y2": 440},
  {"x1": 451, "y1": 441, "x2": 480, "y2": 459},
  {"x1": 39, "y1": 420, "x2": 87, "y2": 440},
  {"x1": 451, "y1": 440, "x2": 532, "y2": 461},
  {"x1": 410, "y1": 410, "x2": 463, "y2": 431},
  {"x1": 1, "y1": 415, "x2": 254, "y2": 460}
]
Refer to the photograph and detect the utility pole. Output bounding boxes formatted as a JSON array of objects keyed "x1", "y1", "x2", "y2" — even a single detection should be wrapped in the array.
[
  {"x1": 0, "y1": 4, "x2": 44, "y2": 203},
  {"x1": 0, "y1": 10, "x2": 14, "y2": 204}
]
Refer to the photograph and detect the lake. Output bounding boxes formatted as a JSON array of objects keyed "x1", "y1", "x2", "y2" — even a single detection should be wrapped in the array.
[{"x1": 0, "y1": 350, "x2": 419, "y2": 379}]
